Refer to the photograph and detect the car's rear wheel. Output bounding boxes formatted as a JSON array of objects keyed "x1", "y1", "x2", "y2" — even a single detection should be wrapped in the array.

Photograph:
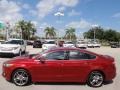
[
  {"x1": 12, "y1": 69, "x2": 31, "y2": 86},
  {"x1": 87, "y1": 71, "x2": 104, "y2": 87}
]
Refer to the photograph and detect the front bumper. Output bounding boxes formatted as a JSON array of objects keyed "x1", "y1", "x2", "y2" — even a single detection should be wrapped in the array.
[
  {"x1": 2, "y1": 66, "x2": 12, "y2": 81},
  {"x1": 0, "y1": 49, "x2": 20, "y2": 55}
]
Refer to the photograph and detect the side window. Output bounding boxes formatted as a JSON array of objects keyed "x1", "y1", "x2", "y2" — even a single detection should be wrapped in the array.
[
  {"x1": 69, "y1": 50, "x2": 96, "y2": 60},
  {"x1": 20, "y1": 40, "x2": 24, "y2": 45},
  {"x1": 45, "y1": 51, "x2": 66, "y2": 60}
]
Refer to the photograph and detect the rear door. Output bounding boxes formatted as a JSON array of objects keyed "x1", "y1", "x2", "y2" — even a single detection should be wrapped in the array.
[{"x1": 61, "y1": 50, "x2": 95, "y2": 82}]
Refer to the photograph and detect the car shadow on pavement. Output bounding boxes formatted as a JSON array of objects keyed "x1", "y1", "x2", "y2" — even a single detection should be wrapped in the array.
[
  {"x1": 34, "y1": 82, "x2": 86, "y2": 86},
  {"x1": 103, "y1": 80, "x2": 113, "y2": 85},
  {"x1": 33, "y1": 80, "x2": 113, "y2": 86}
]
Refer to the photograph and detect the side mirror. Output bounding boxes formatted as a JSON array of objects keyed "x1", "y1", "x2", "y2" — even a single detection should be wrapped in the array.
[{"x1": 38, "y1": 57, "x2": 45, "y2": 63}]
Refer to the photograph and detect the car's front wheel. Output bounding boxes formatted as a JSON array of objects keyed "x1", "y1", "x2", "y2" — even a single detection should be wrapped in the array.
[
  {"x1": 87, "y1": 71, "x2": 104, "y2": 87},
  {"x1": 12, "y1": 69, "x2": 31, "y2": 86}
]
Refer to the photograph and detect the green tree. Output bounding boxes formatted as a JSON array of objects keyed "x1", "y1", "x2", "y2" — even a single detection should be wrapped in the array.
[
  {"x1": 104, "y1": 29, "x2": 119, "y2": 42},
  {"x1": 44, "y1": 27, "x2": 56, "y2": 39},
  {"x1": 84, "y1": 26, "x2": 104, "y2": 40},
  {"x1": 15, "y1": 20, "x2": 36, "y2": 40},
  {"x1": 64, "y1": 27, "x2": 76, "y2": 41}
]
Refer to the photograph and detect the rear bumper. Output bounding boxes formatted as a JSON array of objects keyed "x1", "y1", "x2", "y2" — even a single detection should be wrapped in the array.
[{"x1": 104, "y1": 65, "x2": 116, "y2": 81}]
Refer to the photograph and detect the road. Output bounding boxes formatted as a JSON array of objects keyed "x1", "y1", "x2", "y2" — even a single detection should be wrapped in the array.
[{"x1": 0, "y1": 46, "x2": 120, "y2": 90}]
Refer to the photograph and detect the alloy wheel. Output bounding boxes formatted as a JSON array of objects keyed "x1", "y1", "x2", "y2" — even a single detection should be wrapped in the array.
[
  {"x1": 87, "y1": 71, "x2": 104, "y2": 87},
  {"x1": 12, "y1": 69, "x2": 30, "y2": 86}
]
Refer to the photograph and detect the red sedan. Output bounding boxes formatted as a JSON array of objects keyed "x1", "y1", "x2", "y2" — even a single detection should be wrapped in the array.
[{"x1": 2, "y1": 47, "x2": 116, "y2": 87}]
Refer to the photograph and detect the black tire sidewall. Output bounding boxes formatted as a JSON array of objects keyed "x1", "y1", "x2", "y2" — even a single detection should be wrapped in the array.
[
  {"x1": 87, "y1": 71, "x2": 104, "y2": 87},
  {"x1": 12, "y1": 69, "x2": 30, "y2": 86}
]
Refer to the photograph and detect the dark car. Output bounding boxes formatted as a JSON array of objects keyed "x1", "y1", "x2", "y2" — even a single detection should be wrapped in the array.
[
  {"x1": 110, "y1": 42, "x2": 120, "y2": 48},
  {"x1": 33, "y1": 40, "x2": 42, "y2": 48},
  {"x1": 2, "y1": 47, "x2": 116, "y2": 87}
]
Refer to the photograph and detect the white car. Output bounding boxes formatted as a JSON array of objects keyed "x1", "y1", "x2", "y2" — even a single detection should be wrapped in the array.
[
  {"x1": 0, "y1": 39, "x2": 26, "y2": 56},
  {"x1": 42, "y1": 40, "x2": 57, "y2": 50},
  {"x1": 63, "y1": 41, "x2": 75, "y2": 47},
  {"x1": 93, "y1": 42, "x2": 101, "y2": 48},
  {"x1": 76, "y1": 41, "x2": 87, "y2": 49},
  {"x1": 0, "y1": 40, "x2": 5, "y2": 44},
  {"x1": 87, "y1": 42, "x2": 101, "y2": 48}
]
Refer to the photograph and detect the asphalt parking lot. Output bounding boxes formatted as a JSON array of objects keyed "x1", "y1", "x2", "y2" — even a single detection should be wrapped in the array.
[{"x1": 0, "y1": 46, "x2": 120, "y2": 90}]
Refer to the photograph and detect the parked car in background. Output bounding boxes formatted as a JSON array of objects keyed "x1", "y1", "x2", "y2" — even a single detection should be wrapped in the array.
[
  {"x1": 42, "y1": 40, "x2": 56, "y2": 50},
  {"x1": 0, "y1": 39, "x2": 26, "y2": 56},
  {"x1": 27, "y1": 40, "x2": 34, "y2": 45},
  {"x1": 63, "y1": 41, "x2": 75, "y2": 47},
  {"x1": 2, "y1": 47, "x2": 116, "y2": 87},
  {"x1": 87, "y1": 42, "x2": 101, "y2": 48},
  {"x1": 110, "y1": 42, "x2": 120, "y2": 48},
  {"x1": 33, "y1": 40, "x2": 42, "y2": 48},
  {"x1": 76, "y1": 41, "x2": 87, "y2": 49},
  {"x1": 0, "y1": 40, "x2": 5, "y2": 44}
]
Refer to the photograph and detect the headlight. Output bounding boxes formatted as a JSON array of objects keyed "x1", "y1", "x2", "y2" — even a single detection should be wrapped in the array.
[
  {"x1": 12, "y1": 47, "x2": 19, "y2": 50},
  {"x1": 3, "y1": 63, "x2": 14, "y2": 67},
  {"x1": 43, "y1": 45, "x2": 47, "y2": 48}
]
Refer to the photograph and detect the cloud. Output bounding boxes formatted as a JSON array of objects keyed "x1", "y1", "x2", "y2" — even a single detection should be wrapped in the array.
[
  {"x1": 31, "y1": 21, "x2": 38, "y2": 27},
  {"x1": 58, "y1": 6, "x2": 66, "y2": 12},
  {"x1": 66, "y1": 19, "x2": 93, "y2": 29},
  {"x1": 36, "y1": 0, "x2": 79, "y2": 19},
  {"x1": 29, "y1": 10, "x2": 37, "y2": 16},
  {"x1": 22, "y1": 3, "x2": 31, "y2": 9},
  {"x1": 68, "y1": 9, "x2": 81, "y2": 16},
  {"x1": 0, "y1": 0, "x2": 23, "y2": 24},
  {"x1": 112, "y1": 13, "x2": 120, "y2": 18},
  {"x1": 36, "y1": 22, "x2": 52, "y2": 36}
]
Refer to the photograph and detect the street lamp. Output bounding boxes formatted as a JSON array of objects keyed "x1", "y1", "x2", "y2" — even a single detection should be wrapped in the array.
[
  {"x1": 6, "y1": 22, "x2": 10, "y2": 40},
  {"x1": 92, "y1": 24, "x2": 98, "y2": 42},
  {"x1": 54, "y1": 11, "x2": 64, "y2": 40}
]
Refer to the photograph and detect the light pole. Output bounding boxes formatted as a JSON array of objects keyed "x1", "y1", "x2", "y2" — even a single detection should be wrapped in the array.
[
  {"x1": 6, "y1": 22, "x2": 10, "y2": 40},
  {"x1": 92, "y1": 25, "x2": 98, "y2": 42},
  {"x1": 54, "y1": 11, "x2": 64, "y2": 40}
]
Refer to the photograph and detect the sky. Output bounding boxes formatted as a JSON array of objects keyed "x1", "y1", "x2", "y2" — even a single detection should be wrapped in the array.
[{"x1": 0, "y1": 0, "x2": 120, "y2": 37}]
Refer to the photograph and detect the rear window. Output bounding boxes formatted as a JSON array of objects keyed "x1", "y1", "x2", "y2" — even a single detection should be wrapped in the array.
[{"x1": 69, "y1": 50, "x2": 96, "y2": 60}]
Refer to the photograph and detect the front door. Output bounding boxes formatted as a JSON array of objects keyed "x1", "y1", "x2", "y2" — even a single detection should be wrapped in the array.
[{"x1": 32, "y1": 50, "x2": 66, "y2": 82}]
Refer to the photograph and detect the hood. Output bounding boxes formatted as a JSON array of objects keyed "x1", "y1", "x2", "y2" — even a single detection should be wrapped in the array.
[
  {"x1": 0, "y1": 44, "x2": 20, "y2": 48},
  {"x1": 4, "y1": 55, "x2": 34, "y2": 64}
]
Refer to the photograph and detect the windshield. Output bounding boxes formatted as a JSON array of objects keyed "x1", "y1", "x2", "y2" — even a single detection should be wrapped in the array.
[
  {"x1": 44, "y1": 41, "x2": 55, "y2": 44},
  {"x1": 65, "y1": 42, "x2": 73, "y2": 44},
  {"x1": 3, "y1": 40, "x2": 23, "y2": 45},
  {"x1": 77, "y1": 42, "x2": 86, "y2": 44}
]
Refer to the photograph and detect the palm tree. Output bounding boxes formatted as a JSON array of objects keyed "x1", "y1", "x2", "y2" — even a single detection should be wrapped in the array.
[
  {"x1": 64, "y1": 27, "x2": 76, "y2": 41},
  {"x1": 44, "y1": 27, "x2": 56, "y2": 39},
  {"x1": 26, "y1": 21, "x2": 36, "y2": 40},
  {"x1": 15, "y1": 20, "x2": 36, "y2": 40}
]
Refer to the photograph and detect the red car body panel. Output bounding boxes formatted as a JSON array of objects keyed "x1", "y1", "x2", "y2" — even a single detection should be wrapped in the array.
[{"x1": 2, "y1": 48, "x2": 116, "y2": 83}]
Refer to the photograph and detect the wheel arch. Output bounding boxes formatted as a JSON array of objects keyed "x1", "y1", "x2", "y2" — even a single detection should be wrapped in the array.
[
  {"x1": 87, "y1": 69, "x2": 106, "y2": 82},
  {"x1": 10, "y1": 67, "x2": 32, "y2": 82}
]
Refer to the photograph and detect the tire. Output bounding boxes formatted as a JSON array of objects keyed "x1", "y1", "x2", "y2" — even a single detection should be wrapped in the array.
[
  {"x1": 19, "y1": 50, "x2": 22, "y2": 56},
  {"x1": 87, "y1": 71, "x2": 104, "y2": 87},
  {"x1": 12, "y1": 69, "x2": 31, "y2": 86},
  {"x1": 23, "y1": 48, "x2": 26, "y2": 54}
]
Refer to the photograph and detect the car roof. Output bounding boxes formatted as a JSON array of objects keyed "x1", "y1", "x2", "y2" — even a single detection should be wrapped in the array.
[
  {"x1": 45, "y1": 39, "x2": 55, "y2": 42},
  {"x1": 47, "y1": 47, "x2": 99, "y2": 56},
  {"x1": 8, "y1": 38, "x2": 24, "y2": 41}
]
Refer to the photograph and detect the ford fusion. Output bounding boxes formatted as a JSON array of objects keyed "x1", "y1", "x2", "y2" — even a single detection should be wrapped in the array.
[{"x1": 2, "y1": 47, "x2": 116, "y2": 87}]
